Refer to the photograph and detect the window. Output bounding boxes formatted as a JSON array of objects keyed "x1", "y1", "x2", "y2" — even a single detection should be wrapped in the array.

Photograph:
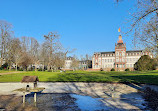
[
  {"x1": 122, "y1": 52, "x2": 125, "y2": 56},
  {"x1": 116, "y1": 58, "x2": 119, "y2": 62},
  {"x1": 117, "y1": 52, "x2": 119, "y2": 56}
]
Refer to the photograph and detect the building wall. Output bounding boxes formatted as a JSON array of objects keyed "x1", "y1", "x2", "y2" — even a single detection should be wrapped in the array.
[
  {"x1": 64, "y1": 60, "x2": 72, "y2": 69},
  {"x1": 92, "y1": 52, "x2": 153, "y2": 71},
  {"x1": 92, "y1": 35, "x2": 153, "y2": 71}
]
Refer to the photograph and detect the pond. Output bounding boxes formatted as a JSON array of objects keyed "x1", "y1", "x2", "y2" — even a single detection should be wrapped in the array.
[
  {"x1": 24, "y1": 93, "x2": 147, "y2": 111},
  {"x1": 71, "y1": 94, "x2": 112, "y2": 111}
]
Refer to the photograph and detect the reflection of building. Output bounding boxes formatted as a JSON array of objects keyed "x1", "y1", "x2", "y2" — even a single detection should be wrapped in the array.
[
  {"x1": 79, "y1": 60, "x2": 92, "y2": 70},
  {"x1": 64, "y1": 56, "x2": 73, "y2": 69},
  {"x1": 92, "y1": 35, "x2": 153, "y2": 71}
]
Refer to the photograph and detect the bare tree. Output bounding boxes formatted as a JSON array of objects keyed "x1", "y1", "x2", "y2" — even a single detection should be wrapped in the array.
[
  {"x1": 71, "y1": 55, "x2": 79, "y2": 71},
  {"x1": 40, "y1": 41, "x2": 50, "y2": 71},
  {"x1": 117, "y1": 0, "x2": 158, "y2": 56},
  {"x1": 30, "y1": 37, "x2": 40, "y2": 71},
  {"x1": 52, "y1": 52, "x2": 65, "y2": 71},
  {"x1": 44, "y1": 32, "x2": 62, "y2": 71},
  {"x1": 0, "y1": 20, "x2": 13, "y2": 66},
  {"x1": 18, "y1": 52, "x2": 33, "y2": 71},
  {"x1": 8, "y1": 38, "x2": 23, "y2": 71}
]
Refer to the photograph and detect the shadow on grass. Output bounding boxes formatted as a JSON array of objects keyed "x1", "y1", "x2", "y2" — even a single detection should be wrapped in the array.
[
  {"x1": 46, "y1": 71, "x2": 158, "y2": 85},
  {"x1": 112, "y1": 75, "x2": 158, "y2": 85},
  {"x1": 47, "y1": 73, "x2": 116, "y2": 82}
]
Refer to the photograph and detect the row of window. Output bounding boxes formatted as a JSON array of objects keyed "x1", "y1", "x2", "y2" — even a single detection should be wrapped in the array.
[
  {"x1": 116, "y1": 52, "x2": 125, "y2": 56},
  {"x1": 94, "y1": 52, "x2": 149, "y2": 57},
  {"x1": 102, "y1": 59, "x2": 115, "y2": 63},
  {"x1": 126, "y1": 64, "x2": 134, "y2": 68},
  {"x1": 65, "y1": 62, "x2": 72, "y2": 64},
  {"x1": 102, "y1": 64, "x2": 114, "y2": 68},
  {"x1": 126, "y1": 58, "x2": 138, "y2": 62},
  {"x1": 93, "y1": 64, "x2": 134, "y2": 68},
  {"x1": 94, "y1": 57, "x2": 139, "y2": 63},
  {"x1": 116, "y1": 58, "x2": 125, "y2": 62},
  {"x1": 127, "y1": 52, "x2": 148, "y2": 56},
  {"x1": 94, "y1": 53, "x2": 115, "y2": 57}
]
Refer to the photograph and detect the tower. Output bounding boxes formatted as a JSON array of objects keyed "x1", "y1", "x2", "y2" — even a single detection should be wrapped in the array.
[{"x1": 115, "y1": 34, "x2": 126, "y2": 71}]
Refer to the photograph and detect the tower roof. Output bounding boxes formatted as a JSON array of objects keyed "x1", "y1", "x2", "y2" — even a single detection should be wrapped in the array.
[{"x1": 117, "y1": 35, "x2": 123, "y2": 43}]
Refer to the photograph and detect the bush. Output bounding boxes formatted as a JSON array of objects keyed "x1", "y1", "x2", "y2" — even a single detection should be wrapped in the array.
[
  {"x1": 1, "y1": 63, "x2": 8, "y2": 69},
  {"x1": 125, "y1": 68, "x2": 130, "y2": 71},
  {"x1": 134, "y1": 55, "x2": 156, "y2": 71},
  {"x1": 18, "y1": 68, "x2": 23, "y2": 71},
  {"x1": 111, "y1": 68, "x2": 115, "y2": 71},
  {"x1": 47, "y1": 69, "x2": 52, "y2": 72},
  {"x1": 100, "y1": 68, "x2": 103, "y2": 71},
  {"x1": 38, "y1": 68, "x2": 43, "y2": 71}
]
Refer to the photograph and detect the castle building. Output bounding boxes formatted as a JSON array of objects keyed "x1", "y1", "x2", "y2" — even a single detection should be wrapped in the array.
[{"x1": 92, "y1": 35, "x2": 153, "y2": 71}]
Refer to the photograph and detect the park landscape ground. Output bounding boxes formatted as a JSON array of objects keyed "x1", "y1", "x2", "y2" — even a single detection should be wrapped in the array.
[
  {"x1": 0, "y1": 70, "x2": 158, "y2": 111},
  {"x1": 0, "y1": 70, "x2": 158, "y2": 85}
]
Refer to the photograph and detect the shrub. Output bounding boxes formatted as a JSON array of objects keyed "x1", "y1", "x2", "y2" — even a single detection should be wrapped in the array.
[
  {"x1": 47, "y1": 69, "x2": 52, "y2": 72},
  {"x1": 18, "y1": 68, "x2": 23, "y2": 71},
  {"x1": 38, "y1": 68, "x2": 43, "y2": 71},
  {"x1": 111, "y1": 68, "x2": 115, "y2": 71},
  {"x1": 0, "y1": 67, "x2": 2, "y2": 70},
  {"x1": 125, "y1": 68, "x2": 130, "y2": 71},
  {"x1": 1, "y1": 63, "x2": 8, "y2": 69},
  {"x1": 100, "y1": 68, "x2": 103, "y2": 71},
  {"x1": 134, "y1": 55, "x2": 156, "y2": 71}
]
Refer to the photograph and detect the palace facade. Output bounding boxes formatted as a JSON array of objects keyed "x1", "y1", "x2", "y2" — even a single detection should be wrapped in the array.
[{"x1": 92, "y1": 35, "x2": 153, "y2": 71}]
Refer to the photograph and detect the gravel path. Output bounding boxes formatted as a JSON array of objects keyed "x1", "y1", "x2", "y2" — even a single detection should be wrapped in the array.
[
  {"x1": 0, "y1": 71, "x2": 23, "y2": 75},
  {"x1": 0, "y1": 82, "x2": 158, "y2": 111}
]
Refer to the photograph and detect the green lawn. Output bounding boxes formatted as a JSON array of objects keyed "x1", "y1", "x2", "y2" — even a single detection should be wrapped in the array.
[{"x1": 0, "y1": 70, "x2": 158, "y2": 85}]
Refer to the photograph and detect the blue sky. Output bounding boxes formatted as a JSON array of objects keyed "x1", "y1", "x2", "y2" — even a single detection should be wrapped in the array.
[{"x1": 0, "y1": 0, "x2": 137, "y2": 57}]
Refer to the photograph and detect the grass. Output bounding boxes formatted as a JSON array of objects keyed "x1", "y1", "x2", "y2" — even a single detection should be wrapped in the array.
[{"x1": 0, "y1": 70, "x2": 158, "y2": 85}]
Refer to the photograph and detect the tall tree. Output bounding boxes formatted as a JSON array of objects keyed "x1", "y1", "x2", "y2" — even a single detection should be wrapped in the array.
[
  {"x1": 71, "y1": 55, "x2": 79, "y2": 71},
  {"x1": 44, "y1": 32, "x2": 61, "y2": 71},
  {"x1": 30, "y1": 37, "x2": 40, "y2": 71},
  {"x1": 0, "y1": 20, "x2": 13, "y2": 66},
  {"x1": 8, "y1": 38, "x2": 23, "y2": 71},
  {"x1": 117, "y1": 0, "x2": 158, "y2": 56}
]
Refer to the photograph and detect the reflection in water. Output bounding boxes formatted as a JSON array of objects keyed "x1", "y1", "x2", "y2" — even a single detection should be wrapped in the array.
[
  {"x1": 23, "y1": 93, "x2": 147, "y2": 111},
  {"x1": 71, "y1": 94, "x2": 112, "y2": 111}
]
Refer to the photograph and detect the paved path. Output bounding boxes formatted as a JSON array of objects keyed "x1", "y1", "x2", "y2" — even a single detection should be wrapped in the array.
[
  {"x1": 0, "y1": 82, "x2": 158, "y2": 110},
  {"x1": 0, "y1": 71, "x2": 23, "y2": 75}
]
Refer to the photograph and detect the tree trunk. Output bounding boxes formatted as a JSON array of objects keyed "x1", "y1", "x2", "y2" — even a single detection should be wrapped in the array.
[
  {"x1": 9, "y1": 65, "x2": 11, "y2": 71},
  {"x1": 16, "y1": 63, "x2": 17, "y2": 71},
  {"x1": 0, "y1": 58, "x2": 2, "y2": 67},
  {"x1": 35, "y1": 62, "x2": 37, "y2": 71}
]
